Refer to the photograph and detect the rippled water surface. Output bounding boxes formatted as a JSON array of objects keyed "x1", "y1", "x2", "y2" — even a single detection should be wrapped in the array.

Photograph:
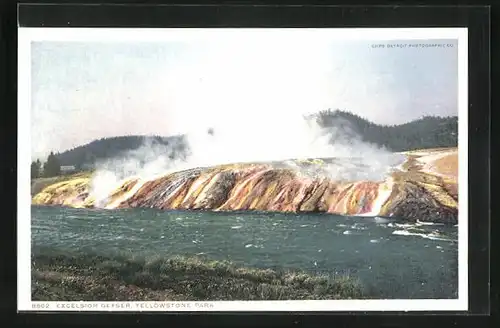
[{"x1": 31, "y1": 205, "x2": 458, "y2": 299}]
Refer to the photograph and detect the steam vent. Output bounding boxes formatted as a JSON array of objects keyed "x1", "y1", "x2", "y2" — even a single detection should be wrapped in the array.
[{"x1": 32, "y1": 148, "x2": 459, "y2": 224}]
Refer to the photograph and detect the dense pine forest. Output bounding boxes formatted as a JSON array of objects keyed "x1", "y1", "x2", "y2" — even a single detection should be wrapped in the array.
[
  {"x1": 51, "y1": 110, "x2": 458, "y2": 169},
  {"x1": 312, "y1": 109, "x2": 458, "y2": 151},
  {"x1": 56, "y1": 135, "x2": 186, "y2": 168}
]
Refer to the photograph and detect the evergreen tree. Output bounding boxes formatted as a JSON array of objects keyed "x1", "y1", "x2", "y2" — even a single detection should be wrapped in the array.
[
  {"x1": 30, "y1": 159, "x2": 42, "y2": 179},
  {"x1": 43, "y1": 152, "x2": 61, "y2": 177}
]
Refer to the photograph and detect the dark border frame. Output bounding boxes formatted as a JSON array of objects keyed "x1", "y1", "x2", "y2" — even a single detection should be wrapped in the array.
[{"x1": 3, "y1": 3, "x2": 491, "y2": 327}]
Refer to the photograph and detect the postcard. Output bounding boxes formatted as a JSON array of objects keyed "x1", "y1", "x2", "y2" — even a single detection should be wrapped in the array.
[{"x1": 18, "y1": 27, "x2": 468, "y2": 312}]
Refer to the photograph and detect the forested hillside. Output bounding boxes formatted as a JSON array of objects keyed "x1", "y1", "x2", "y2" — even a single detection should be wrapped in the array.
[
  {"x1": 54, "y1": 110, "x2": 458, "y2": 168},
  {"x1": 56, "y1": 135, "x2": 186, "y2": 168},
  {"x1": 314, "y1": 109, "x2": 458, "y2": 151}
]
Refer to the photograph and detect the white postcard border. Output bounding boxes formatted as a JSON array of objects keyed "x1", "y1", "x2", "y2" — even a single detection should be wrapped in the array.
[{"x1": 18, "y1": 27, "x2": 469, "y2": 312}]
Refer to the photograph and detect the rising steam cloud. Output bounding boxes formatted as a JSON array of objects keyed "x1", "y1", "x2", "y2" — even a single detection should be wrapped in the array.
[
  {"x1": 89, "y1": 114, "x2": 405, "y2": 206},
  {"x1": 81, "y1": 36, "x2": 411, "y2": 203}
]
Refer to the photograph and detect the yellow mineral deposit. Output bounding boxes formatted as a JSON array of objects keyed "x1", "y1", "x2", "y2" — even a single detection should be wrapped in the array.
[{"x1": 31, "y1": 148, "x2": 459, "y2": 224}]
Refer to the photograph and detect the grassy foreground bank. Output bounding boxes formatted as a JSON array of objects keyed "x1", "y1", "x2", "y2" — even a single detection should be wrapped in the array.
[{"x1": 32, "y1": 248, "x2": 364, "y2": 301}]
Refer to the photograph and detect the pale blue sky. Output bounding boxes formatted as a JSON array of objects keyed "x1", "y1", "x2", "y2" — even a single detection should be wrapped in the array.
[{"x1": 30, "y1": 39, "x2": 458, "y2": 159}]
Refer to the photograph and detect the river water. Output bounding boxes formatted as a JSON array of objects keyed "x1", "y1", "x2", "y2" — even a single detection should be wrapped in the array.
[{"x1": 31, "y1": 205, "x2": 458, "y2": 299}]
